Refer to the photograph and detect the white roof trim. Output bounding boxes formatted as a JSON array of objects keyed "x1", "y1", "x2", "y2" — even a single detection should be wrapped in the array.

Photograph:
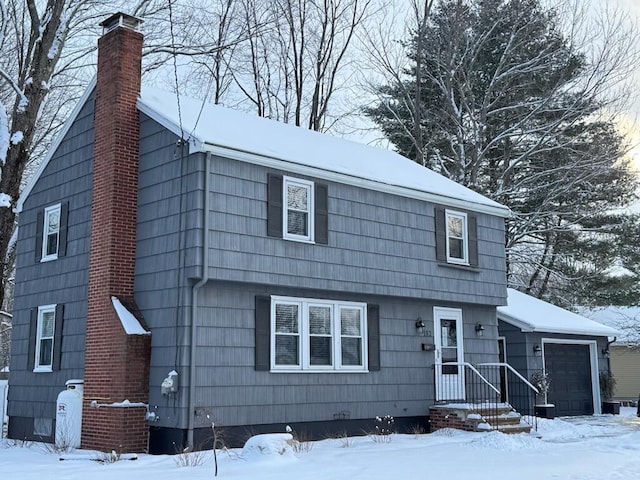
[
  {"x1": 497, "y1": 288, "x2": 619, "y2": 337},
  {"x1": 19, "y1": 79, "x2": 510, "y2": 218},
  {"x1": 199, "y1": 142, "x2": 510, "y2": 217},
  {"x1": 17, "y1": 77, "x2": 97, "y2": 213},
  {"x1": 137, "y1": 88, "x2": 511, "y2": 218}
]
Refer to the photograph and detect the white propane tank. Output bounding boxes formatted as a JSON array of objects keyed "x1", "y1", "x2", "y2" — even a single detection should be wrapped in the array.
[{"x1": 55, "y1": 379, "x2": 84, "y2": 448}]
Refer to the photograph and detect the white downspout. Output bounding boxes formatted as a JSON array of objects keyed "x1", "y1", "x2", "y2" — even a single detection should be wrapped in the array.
[{"x1": 187, "y1": 152, "x2": 211, "y2": 448}]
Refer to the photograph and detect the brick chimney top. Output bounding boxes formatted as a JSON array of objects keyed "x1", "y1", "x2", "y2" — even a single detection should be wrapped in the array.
[{"x1": 99, "y1": 12, "x2": 143, "y2": 34}]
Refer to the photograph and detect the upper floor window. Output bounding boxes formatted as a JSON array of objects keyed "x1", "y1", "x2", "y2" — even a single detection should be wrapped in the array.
[
  {"x1": 270, "y1": 296, "x2": 367, "y2": 372},
  {"x1": 36, "y1": 202, "x2": 68, "y2": 262},
  {"x1": 435, "y1": 206, "x2": 478, "y2": 268},
  {"x1": 267, "y1": 174, "x2": 328, "y2": 244},
  {"x1": 284, "y1": 176, "x2": 314, "y2": 242},
  {"x1": 34, "y1": 305, "x2": 56, "y2": 372},
  {"x1": 42, "y1": 204, "x2": 61, "y2": 261},
  {"x1": 445, "y1": 210, "x2": 468, "y2": 265}
]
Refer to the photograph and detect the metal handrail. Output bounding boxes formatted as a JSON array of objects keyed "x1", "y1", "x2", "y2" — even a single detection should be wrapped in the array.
[
  {"x1": 478, "y1": 362, "x2": 539, "y2": 395},
  {"x1": 438, "y1": 361, "x2": 501, "y2": 396}
]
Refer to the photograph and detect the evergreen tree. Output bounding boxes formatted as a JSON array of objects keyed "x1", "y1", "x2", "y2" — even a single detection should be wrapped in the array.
[{"x1": 366, "y1": 0, "x2": 640, "y2": 306}]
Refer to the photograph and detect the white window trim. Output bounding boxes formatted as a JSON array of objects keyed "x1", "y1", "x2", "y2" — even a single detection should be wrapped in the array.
[
  {"x1": 41, "y1": 203, "x2": 61, "y2": 262},
  {"x1": 283, "y1": 176, "x2": 314, "y2": 243},
  {"x1": 445, "y1": 209, "x2": 469, "y2": 265},
  {"x1": 270, "y1": 296, "x2": 367, "y2": 372},
  {"x1": 34, "y1": 304, "x2": 57, "y2": 373}
]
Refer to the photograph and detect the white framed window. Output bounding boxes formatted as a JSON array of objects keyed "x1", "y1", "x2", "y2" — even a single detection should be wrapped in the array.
[
  {"x1": 34, "y1": 304, "x2": 56, "y2": 372},
  {"x1": 445, "y1": 209, "x2": 468, "y2": 265},
  {"x1": 271, "y1": 296, "x2": 367, "y2": 372},
  {"x1": 283, "y1": 176, "x2": 314, "y2": 242},
  {"x1": 42, "y1": 204, "x2": 61, "y2": 261}
]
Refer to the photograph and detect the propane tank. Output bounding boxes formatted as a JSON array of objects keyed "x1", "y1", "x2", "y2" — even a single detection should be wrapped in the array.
[{"x1": 55, "y1": 379, "x2": 84, "y2": 448}]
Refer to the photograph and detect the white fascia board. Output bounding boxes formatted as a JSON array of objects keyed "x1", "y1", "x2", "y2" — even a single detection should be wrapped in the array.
[
  {"x1": 138, "y1": 100, "x2": 510, "y2": 217},
  {"x1": 17, "y1": 77, "x2": 98, "y2": 213},
  {"x1": 199, "y1": 142, "x2": 511, "y2": 218},
  {"x1": 137, "y1": 99, "x2": 206, "y2": 152},
  {"x1": 498, "y1": 312, "x2": 535, "y2": 332},
  {"x1": 498, "y1": 311, "x2": 619, "y2": 337}
]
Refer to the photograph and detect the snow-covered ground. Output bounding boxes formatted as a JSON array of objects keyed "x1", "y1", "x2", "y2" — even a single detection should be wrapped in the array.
[{"x1": 2, "y1": 408, "x2": 640, "y2": 480}]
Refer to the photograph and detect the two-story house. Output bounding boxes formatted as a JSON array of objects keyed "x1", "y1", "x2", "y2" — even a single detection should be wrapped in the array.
[{"x1": 7, "y1": 13, "x2": 511, "y2": 454}]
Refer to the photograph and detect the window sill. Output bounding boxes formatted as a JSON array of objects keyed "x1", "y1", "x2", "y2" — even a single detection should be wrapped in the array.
[
  {"x1": 33, "y1": 367, "x2": 53, "y2": 373},
  {"x1": 270, "y1": 368, "x2": 369, "y2": 374},
  {"x1": 437, "y1": 261, "x2": 480, "y2": 273},
  {"x1": 40, "y1": 255, "x2": 58, "y2": 263},
  {"x1": 282, "y1": 236, "x2": 315, "y2": 244}
]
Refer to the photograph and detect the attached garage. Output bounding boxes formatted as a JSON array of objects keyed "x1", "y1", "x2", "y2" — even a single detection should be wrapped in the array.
[
  {"x1": 543, "y1": 342, "x2": 594, "y2": 416},
  {"x1": 497, "y1": 289, "x2": 618, "y2": 416}
]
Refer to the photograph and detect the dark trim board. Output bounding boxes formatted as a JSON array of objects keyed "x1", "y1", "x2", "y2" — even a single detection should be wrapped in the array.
[{"x1": 149, "y1": 416, "x2": 430, "y2": 454}]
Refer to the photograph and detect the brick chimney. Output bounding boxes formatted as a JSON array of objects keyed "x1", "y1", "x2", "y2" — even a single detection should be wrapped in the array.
[{"x1": 81, "y1": 12, "x2": 151, "y2": 453}]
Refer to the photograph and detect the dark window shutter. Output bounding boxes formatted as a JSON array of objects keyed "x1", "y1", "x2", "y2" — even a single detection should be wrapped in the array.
[
  {"x1": 267, "y1": 174, "x2": 283, "y2": 237},
  {"x1": 28, "y1": 308, "x2": 37, "y2": 371},
  {"x1": 57, "y1": 202, "x2": 69, "y2": 257},
  {"x1": 314, "y1": 183, "x2": 328, "y2": 245},
  {"x1": 434, "y1": 207, "x2": 446, "y2": 262},
  {"x1": 468, "y1": 214, "x2": 478, "y2": 267},
  {"x1": 367, "y1": 304, "x2": 380, "y2": 371},
  {"x1": 35, "y1": 210, "x2": 44, "y2": 262},
  {"x1": 255, "y1": 295, "x2": 271, "y2": 371},
  {"x1": 52, "y1": 305, "x2": 64, "y2": 371}
]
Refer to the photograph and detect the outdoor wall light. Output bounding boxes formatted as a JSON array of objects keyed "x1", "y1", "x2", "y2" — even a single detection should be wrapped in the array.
[
  {"x1": 475, "y1": 323, "x2": 485, "y2": 337},
  {"x1": 415, "y1": 317, "x2": 426, "y2": 336},
  {"x1": 533, "y1": 344, "x2": 542, "y2": 356},
  {"x1": 602, "y1": 347, "x2": 610, "y2": 358}
]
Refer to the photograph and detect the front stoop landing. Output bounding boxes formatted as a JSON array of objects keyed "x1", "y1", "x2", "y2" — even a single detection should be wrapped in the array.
[{"x1": 429, "y1": 404, "x2": 532, "y2": 434}]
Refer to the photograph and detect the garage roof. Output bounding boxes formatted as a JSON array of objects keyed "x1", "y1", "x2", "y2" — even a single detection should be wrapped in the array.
[{"x1": 498, "y1": 289, "x2": 619, "y2": 337}]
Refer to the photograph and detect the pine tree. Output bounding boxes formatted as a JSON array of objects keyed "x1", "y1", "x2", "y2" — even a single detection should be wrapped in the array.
[{"x1": 366, "y1": 0, "x2": 640, "y2": 306}]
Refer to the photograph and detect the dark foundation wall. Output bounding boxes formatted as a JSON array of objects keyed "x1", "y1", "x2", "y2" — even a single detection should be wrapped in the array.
[{"x1": 149, "y1": 415, "x2": 430, "y2": 453}]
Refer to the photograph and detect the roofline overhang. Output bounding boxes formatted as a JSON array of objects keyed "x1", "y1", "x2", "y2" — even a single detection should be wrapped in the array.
[
  {"x1": 20, "y1": 83, "x2": 511, "y2": 219},
  {"x1": 198, "y1": 141, "x2": 511, "y2": 218},
  {"x1": 498, "y1": 311, "x2": 620, "y2": 337}
]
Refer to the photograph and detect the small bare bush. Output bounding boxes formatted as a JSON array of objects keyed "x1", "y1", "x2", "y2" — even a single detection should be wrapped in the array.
[
  {"x1": 174, "y1": 446, "x2": 208, "y2": 467},
  {"x1": 286, "y1": 425, "x2": 314, "y2": 453}
]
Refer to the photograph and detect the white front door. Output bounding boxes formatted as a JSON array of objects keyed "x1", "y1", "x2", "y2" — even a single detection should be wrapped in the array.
[{"x1": 434, "y1": 307, "x2": 465, "y2": 401}]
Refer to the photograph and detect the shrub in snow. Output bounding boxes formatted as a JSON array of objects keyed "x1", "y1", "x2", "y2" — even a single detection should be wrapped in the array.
[
  {"x1": 285, "y1": 425, "x2": 314, "y2": 453},
  {"x1": 370, "y1": 415, "x2": 395, "y2": 443},
  {"x1": 531, "y1": 371, "x2": 551, "y2": 401}
]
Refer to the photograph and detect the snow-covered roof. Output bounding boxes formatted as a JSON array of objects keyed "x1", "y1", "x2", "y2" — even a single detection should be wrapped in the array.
[
  {"x1": 137, "y1": 87, "x2": 508, "y2": 217},
  {"x1": 18, "y1": 80, "x2": 509, "y2": 217},
  {"x1": 498, "y1": 288, "x2": 619, "y2": 337}
]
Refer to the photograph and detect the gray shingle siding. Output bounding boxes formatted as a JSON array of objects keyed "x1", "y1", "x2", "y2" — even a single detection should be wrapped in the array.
[
  {"x1": 147, "y1": 281, "x2": 500, "y2": 430},
  {"x1": 8, "y1": 92, "x2": 95, "y2": 421},
  {"x1": 205, "y1": 155, "x2": 507, "y2": 306}
]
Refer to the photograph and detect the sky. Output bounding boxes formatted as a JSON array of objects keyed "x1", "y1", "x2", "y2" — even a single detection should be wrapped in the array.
[{"x1": 1, "y1": 408, "x2": 640, "y2": 480}]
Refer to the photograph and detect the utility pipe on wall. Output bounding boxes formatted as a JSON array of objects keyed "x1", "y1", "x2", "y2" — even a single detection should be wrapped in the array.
[{"x1": 187, "y1": 152, "x2": 211, "y2": 448}]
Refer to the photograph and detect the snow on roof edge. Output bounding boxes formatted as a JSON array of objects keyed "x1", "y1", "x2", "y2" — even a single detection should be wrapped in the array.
[
  {"x1": 19, "y1": 79, "x2": 510, "y2": 219},
  {"x1": 497, "y1": 289, "x2": 619, "y2": 337},
  {"x1": 111, "y1": 296, "x2": 149, "y2": 335},
  {"x1": 199, "y1": 141, "x2": 511, "y2": 218},
  {"x1": 137, "y1": 91, "x2": 510, "y2": 217}
]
